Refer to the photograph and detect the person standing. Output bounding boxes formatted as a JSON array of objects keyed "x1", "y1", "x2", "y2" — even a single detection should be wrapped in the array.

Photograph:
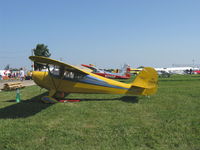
[{"x1": 20, "y1": 68, "x2": 25, "y2": 81}]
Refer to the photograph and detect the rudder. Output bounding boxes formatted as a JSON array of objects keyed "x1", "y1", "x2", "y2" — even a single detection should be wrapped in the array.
[{"x1": 129, "y1": 67, "x2": 158, "y2": 95}]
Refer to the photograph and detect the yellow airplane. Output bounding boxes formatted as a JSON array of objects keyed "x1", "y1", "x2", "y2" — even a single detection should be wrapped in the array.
[{"x1": 29, "y1": 56, "x2": 158, "y2": 103}]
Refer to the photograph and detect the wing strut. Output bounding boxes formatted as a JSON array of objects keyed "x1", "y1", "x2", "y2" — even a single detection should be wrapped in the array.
[{"x1": 47, "y1": 65, "x2": 57, "y2": 96}]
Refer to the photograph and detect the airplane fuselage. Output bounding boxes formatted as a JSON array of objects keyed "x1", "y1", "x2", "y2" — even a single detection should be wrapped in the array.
[{"x1": 32, "y1": 71, "x2": 142, "y2": 95}]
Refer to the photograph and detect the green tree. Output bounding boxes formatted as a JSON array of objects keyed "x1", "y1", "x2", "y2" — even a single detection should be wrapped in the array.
[{"x1": 32, "y1": 44, "x2": 51, "y2": 70}]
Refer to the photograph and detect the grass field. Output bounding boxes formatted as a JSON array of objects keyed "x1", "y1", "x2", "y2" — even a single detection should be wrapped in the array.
[{"x1": 0, "y1": 75, "x2": 200, "y2": 150}]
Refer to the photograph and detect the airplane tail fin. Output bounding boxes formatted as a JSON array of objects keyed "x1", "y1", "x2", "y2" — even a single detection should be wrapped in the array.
[
  {"x1": 128, "y1": 67, "x2": 158, "y2": 95},
  {"x1": 121, "y1": 64, "x2": 131, "y2": 77}
]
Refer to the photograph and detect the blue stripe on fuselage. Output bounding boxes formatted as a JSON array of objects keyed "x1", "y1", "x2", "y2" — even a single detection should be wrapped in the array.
[
  {"x1": 52, "y1": 74, "x2": 128, "y2": 90},
  {"x1": 79, "y1": 75, "x2": 128, "y2": 89}
]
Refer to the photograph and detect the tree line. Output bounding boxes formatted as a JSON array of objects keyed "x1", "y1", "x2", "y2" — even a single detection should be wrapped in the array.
[{"x1": 32, "y1": 44, "x2": 51, "y2": 70}]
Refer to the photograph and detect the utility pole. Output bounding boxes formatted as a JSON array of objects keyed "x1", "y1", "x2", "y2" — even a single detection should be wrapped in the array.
[
  {"x1": 31, "y1": 49, "x2": 34, "y2": 71},
  {"x1": 192, "y1": 59, "x2": 195, "y2": 67}
]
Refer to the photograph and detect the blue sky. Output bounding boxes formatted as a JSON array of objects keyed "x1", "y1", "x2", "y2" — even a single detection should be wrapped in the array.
[{"x1": 0, "y1": 0, "x2": 200, "y2": 69}]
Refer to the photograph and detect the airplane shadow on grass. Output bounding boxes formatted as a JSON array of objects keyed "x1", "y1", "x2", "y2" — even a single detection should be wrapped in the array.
[
  {"x1": 78, "y1": 96, "x2": 139, "y2": 103},
  {"x1": 0, "y1": 93, "x2": 138, "y2": 119},
  {"x1": 0, "y1": 92, "x2": 52, "y2": 119}
]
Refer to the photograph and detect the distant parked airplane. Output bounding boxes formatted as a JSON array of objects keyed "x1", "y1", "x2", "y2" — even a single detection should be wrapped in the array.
[
  {"x1": 155, "y1": 67, "x2": 195, "y2": 74},
  {"x1": 193, "y1": 70, "x2": 200, "y2": 74},
  {"x1": 81, "y1": 64, "x2": 131, "y2": 79}
]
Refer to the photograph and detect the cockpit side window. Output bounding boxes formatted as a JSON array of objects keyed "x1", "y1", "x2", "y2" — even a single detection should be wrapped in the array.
[
  {"x1": 63, "y1": 70, "x2": 85, "y2": 80},
  {"x1": 90, "y1": 67, "x2": 99, "y2": 73},
  {"x1": 49, "y1": 65, "x2": 85, "y2": 80},
  {"x1": 49, "y1": 65, "x2": 60, "y2": 76}
]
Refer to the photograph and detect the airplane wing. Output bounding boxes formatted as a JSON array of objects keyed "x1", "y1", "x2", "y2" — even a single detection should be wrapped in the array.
[
  {"x1": 81, "y1": 64, "x2": 96, "y2": 71},
  {"x1": 29, "y1": 56, "x2": 89, "y2": 75}
]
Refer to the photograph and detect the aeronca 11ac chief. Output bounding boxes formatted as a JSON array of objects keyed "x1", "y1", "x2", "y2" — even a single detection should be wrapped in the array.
[{"x1": 29, "y1": 56, "x2": 158, "y2": 103}]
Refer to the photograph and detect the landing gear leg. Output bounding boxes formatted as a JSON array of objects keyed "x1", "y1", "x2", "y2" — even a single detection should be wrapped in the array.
[{"x1": 53, "y1": 92, "x2": 69, "y2": 100}]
